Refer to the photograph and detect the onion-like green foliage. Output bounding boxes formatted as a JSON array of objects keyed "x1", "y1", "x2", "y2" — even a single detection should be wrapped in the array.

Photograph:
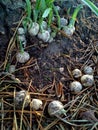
[
  {"x1": 81, "y1": 0, "x2": 98, "y2": 16},
  {"x1": 23, "y1": 0, "x2": 32, "y2": 30}
]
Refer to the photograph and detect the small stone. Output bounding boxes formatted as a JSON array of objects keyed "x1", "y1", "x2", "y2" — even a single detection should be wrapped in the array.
[{"x1": 59, "y1": 67, "x2": 64, "y2": 73}]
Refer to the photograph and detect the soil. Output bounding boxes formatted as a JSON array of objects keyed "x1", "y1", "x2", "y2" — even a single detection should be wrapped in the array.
[{"x1": 0, "y1": 0, "x2": 98, "y2": 130}]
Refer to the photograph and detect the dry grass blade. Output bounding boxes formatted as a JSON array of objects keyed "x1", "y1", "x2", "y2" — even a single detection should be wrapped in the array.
[
  {"x1": 19, "y1": 80, "x2": 32, "y2": 130},
  {"x1": 1, "y1": 98, "x2": 4, "y2": 130},
  {"x1": 43, "y1": 119, "x2": 59, "y2": 130},
  {"x1": 13, "y1": 88, "x2": 18, "y2": 130},
  {"x1": 3, "y1": 16, "x2": 25, "y2": 70}
]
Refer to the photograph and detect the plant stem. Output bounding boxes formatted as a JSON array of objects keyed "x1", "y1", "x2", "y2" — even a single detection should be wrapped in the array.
[
  {"x1": 25, "y1": 0, "x2": 31, "y2": 18},
  {"x1": 53, "y1": 5, "x2": 61, "y2": 29},
  {"x1": 19, "y1": 41, "x2": 24, "y2": 53},
  {"x1": 69, "y1": 5, "x2": 83, "y2": 27}
]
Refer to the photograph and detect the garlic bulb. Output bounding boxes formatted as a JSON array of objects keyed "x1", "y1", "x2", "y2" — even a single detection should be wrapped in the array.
[
  {"x1": 8, "y1": 65, "x2": 16, "y2": 73},
  {"x1": 63, "y1": 26, "x2": 75, "y2": 37},
  {"x1": 83, "y1": 66, "x2": 93, "y2": 75},
  {"x1": 48, "y1": 100, "x2": 64, "y2": 116},
  {"x1": 18, "y1": 35, "x2": 26, "y2": 42},
  {"x1": 16, "y1": 51, "x2": 30, "y2": 63},
  {"x1": 17, "y1": 27, "x2": 27, "y2": 47},
  {"x1": 31, "y1": 99, "x2": 43, "y2": 110},
  {"x1": 60, "y1": 17, "x2": 68, "y2": 27},
  {"x1": 17, "y1": 27, "x2": 25, "y2": 35},
  {"x1": 28, "y1": 22, "x2": 39, "y2": 36},
  {"x1": 15, "y1": 90, "x2": 30, "y2": 108},
  {"x1": 70, "y1": 81, "x2": 82, "y2": 93},
  {"x1": 81, "y1": 75, "x2": 94, "y2": 87},
  {"x1": 41, "y1": 21, "x2": 47, "y2": 30},
  {"x1": 38, "y1": 30, "x2": 50, "y2": 42},
  {"x1": 55, "y1": 6, "x2": 61, "y2": 11},
  {"x1": 18, "y1": 35, "x2": 27, "y2": 47},
  {"x1": 72, "y1": 69, "x2": 82, "y2": 78}
]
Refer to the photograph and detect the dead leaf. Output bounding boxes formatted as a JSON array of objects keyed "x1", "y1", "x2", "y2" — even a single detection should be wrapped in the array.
[{"x1": 56, "y1": 82, "x2": 63, "y2": 98}]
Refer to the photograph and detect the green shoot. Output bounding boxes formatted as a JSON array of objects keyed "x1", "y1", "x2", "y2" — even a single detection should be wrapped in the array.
[
  {"x1": 33, "y1": 0, "x2": 47, "y2": 22},
  {"x1": 23, "y1": 0, "x2": 32, "y2": 30},
  {"x1": 81, "y1": 0, "x2": 98, "y2": 16},
  {"x1": 16, "y1": 35, "x2": 24, "y2": 53},
  {"x1": 5, "y1": 63, "x2": 10, "y2": 72},
  {"x1": 42, "y1": 8, "x2": 52, "y2": 18},
  {"x1": 25, "y1": 0, "x2": 31, "y2": 18},
  {"x1": 53, "y1": 5, "x2": 61, "y2": 29},
  {"x1": 33, "y1": 0, "x2": 60, "y2": 29},
  {"x1": 63, "y1": 5, "x2": 82, "y2": 37},
  {"x1": 19, "y1": 41, "x2": 24, "y2": 53},
  {"x1": 69, "y1": 5, "x2": 83, "y2": 27}
]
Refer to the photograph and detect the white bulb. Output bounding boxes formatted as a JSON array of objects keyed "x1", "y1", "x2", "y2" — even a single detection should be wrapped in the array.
[
  {"x1": 28, "y1": 22, "x2": 39, "y2": 36},
  {"x1": 15, "y1": 90, "x2": 30, "y2": 108},
  {"x1": 55, "y1": 6, "x2": 61, "y2": 11},
  {"x1": 60, "y1": 17, "x2": 68, "y2": 27},
  {"x1": 63, "y1": 26, "x2": 75, "y2": 36},
  {"x1": 16, "y1": 51, "x2": 30, "y2": 63},
  {"x1": 41, "y1": 21, "x2": 47, "y2": 30},
  {"x1": 17, "y1": 27, "x2": 25, "y2": 35},
  {"x1": 81, "y1": 75, "x2": 94, "y2": 87},
  {"x1": 8, "y1": 65, "x2": 15, "y2": 73},
  {"x1": 83, "y1": 66, "x2": 93, "y2": 75},
  {"x1": 48, "y1": 100, "x2": 64, "y2": 116},
  {"x1": 18, "y1": 35, "x2": 27, "y2": 47},
  {"x1": 72, "y1": 69, "x2": 82, "y2": 78},
  {"x1": 38, "y1": 30, "x2": 50, "y2": 42},
  {"x1": 31, "y1": 99, "x2": 43, "y2": 110},
  {"x1": 17, "y1": 28, "x2": 27, "y2": 47},
  {"x1": 70, "y1": 81, "x2": 82, "y2": 93}
]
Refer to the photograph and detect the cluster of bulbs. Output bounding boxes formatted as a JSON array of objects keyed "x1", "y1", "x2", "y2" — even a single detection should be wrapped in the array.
[
  {"x1": 14, "y1": 66, "x2": 94, "y2": 117},
  {"x1": 15, "y1": 90, "x2": 66, "y2": 117},
  {"x1": 8, "y1": 16, "x2": 68, "y2": 72},
  {"x1": 70, "y1": 66, "x2": 94, "y2": 93}
]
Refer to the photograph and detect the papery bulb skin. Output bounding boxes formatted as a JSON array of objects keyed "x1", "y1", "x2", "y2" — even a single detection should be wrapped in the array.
[
  {"x1": 81, "y1": 75, "x2": 94, "y2": 87},
  {"x1": 15, "y1": 90, "x2": 30, "y2": 108},
  {"x1": 63, "y1": 26, "x2": 75, "y2": 37},
  {"x1": 38, "y1": 30, "x2": 50, "y2": 42},
  {"x1": 72, "y1": 69, "x2": 82, "y2": 78},
  {"x1": 28, "y1": 22, "x2": 39, "y2": 36},
  {"x1": 16, "y1": 51, "x2": 30, "y2": 63},
  {"x1": 83, "y1": 66, "x2": 93, "y2": 75},
  {"x1": 31, "y1": 99, "x2": 43, "y2": 110},
  {"x1": 70, "y1": 81, "x2": 82, "y2": 93},
  {"x1": 48, "y1": 100, "x2": 64, "y2": 116}
]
